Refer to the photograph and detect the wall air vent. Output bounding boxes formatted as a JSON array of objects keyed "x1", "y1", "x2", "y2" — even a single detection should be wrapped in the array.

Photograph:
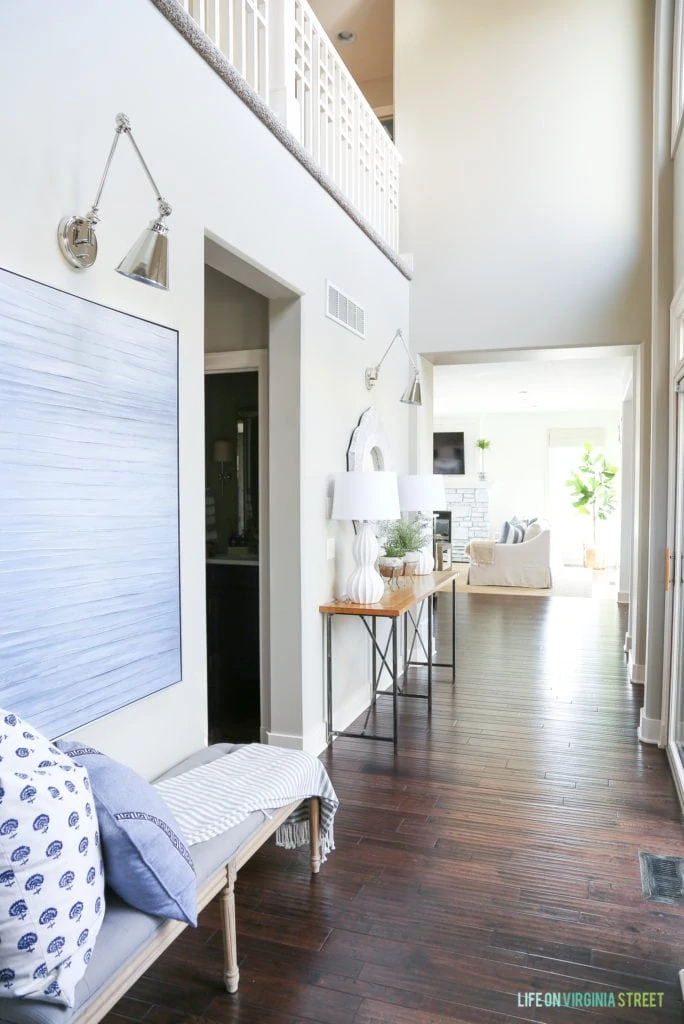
[{"x1": 326, "y1": 281, "x2": 366, "y2": 339}]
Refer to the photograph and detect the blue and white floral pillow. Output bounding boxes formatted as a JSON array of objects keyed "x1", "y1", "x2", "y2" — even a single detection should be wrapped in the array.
[{"x1": 0, "y1": 709, "x2": 105, "y2": 1006}]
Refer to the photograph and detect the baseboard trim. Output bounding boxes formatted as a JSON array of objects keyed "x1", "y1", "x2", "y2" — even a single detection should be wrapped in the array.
[
  {"x1": 629, "y1": 658, "x2": 645, "y2": 685},
  {"x1": 637, "y1": 707, "x2": 661, "y2": 745},
  {"x1": 617, "y1": 591, "x2": 629, "y2": 606},
  {"x1": 624, "y1": 631, "x2": 632, "y2": 652},
  {"x1": 265, "y1": 730, "x2": 304, "y2": 750}
]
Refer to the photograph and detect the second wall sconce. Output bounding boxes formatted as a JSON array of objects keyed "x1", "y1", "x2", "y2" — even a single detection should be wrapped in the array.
[
  {"x1": 58, "y1": 113, "x2": 172, "y2": 290},
  {"x1": 365, "y1": 329, "x2": 422, "y2": 406}
]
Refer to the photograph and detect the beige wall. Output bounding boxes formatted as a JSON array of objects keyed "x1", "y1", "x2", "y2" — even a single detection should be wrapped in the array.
[
  {"x1": 395, "y1": 0, "x2": 654, "y2": 356},
  {"x1": 360, "y1": 75, "x2": 393, "y2": 112},
  {"x1": 204, "y1": 267, "x2": 268, "y2": 352}
]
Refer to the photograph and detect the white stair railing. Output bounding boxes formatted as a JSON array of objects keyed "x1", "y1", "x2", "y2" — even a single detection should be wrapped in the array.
[
  {"x1": 182, "y1": 0, "x2": 270, "y2": 101},
  {"x1": 179, "y1": 0, "x2": 400, "y2": 252}
]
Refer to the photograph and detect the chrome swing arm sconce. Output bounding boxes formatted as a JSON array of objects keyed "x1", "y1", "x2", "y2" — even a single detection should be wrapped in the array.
[
  {"x1": 58, "y1": 113, "x2": 172, "y2": 290},
  {"x1": 365, "y1": 328, "x2": 422, "y2": 406}
]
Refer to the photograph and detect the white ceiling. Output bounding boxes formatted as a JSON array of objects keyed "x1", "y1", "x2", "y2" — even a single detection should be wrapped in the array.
[
  {"x1": 433, "y1": 356, "x2": 633, "y2": 417},
  {"x1": 308, "y1": 0, "x2": 392, "y2": 85}
]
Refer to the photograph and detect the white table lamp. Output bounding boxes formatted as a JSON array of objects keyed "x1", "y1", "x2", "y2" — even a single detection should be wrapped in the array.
[
  {"x1": 332, "y1": 471, "x2": 400, "y2": 604},
  {"x1": 397, "y1": 474, "x2": 447, "y2": 574}
]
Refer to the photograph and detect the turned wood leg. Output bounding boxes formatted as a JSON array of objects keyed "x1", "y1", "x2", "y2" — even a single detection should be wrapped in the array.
[
  {"x1": 309, "y1": 797, "x2": 321, "y2": 874},
  {"x1": 220, "y1": 863, "x2": 239, "y2": 993}
]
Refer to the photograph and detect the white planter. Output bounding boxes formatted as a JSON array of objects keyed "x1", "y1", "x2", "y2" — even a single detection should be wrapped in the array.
[
  {"x1": 403, "y1": 551, "x2": 420, "y2": 579},
  {"x1": 416, "y1": 542, "x2": 434, "y2": 575}
]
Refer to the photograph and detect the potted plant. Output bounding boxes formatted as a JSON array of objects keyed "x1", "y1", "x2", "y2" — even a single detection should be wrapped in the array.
[
  {"x1": 565, "y1": 443, "x2": 617, "y2": 569},
  {"x1": 381, "y1": 518, "x2": 430, "y2": 580},
  {"x1": 377, "y1": 536, "x2": 406, "y2": 581},
  {"x1": 475, "y1": 438, "x2": 491, "y2": 480}
]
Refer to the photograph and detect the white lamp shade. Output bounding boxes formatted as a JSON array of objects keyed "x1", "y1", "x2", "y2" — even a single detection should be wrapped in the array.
[
  {"x1": 398, "y1": 474, "x2": 446, "y2": 512},
  {"x1": 432, "y1": 475, "x2": 446, "y2": 509},
  {"x1": 332, "y1": 471, "x2": 400, "y2": 521}
]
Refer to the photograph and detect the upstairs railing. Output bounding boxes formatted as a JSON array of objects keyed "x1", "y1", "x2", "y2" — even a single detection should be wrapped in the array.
[{"x1": 180, "y1": 0, "x2": 400, "y2": 252}]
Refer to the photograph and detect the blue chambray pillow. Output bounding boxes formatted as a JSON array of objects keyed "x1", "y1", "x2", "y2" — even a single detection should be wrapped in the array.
[
  {"x1": 0, "y1": 710, "x2": 105, "y2": 1006},
  {"x1": 55, "y1": 742, "x2": 196, "y2": 926}
]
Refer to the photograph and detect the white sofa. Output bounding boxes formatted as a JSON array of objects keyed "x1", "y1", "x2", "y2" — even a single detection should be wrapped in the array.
[{"x1": 466, "y1": 521, "x2": 552, "y2": 588}]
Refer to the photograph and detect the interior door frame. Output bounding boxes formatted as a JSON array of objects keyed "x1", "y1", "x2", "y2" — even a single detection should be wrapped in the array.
[{"x1": 204, "y1": 349, "x2": 270, "y2": 744}]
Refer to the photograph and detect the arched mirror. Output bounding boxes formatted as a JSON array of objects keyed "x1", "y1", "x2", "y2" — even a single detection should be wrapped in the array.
[{"x1": 346, "y1": 407, "x2": 394, "y2": 473}]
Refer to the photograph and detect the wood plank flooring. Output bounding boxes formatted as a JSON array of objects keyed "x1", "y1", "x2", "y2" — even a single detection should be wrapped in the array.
[{"x1": 104, "y1": 594, "x2": 684, "y2": 1024}]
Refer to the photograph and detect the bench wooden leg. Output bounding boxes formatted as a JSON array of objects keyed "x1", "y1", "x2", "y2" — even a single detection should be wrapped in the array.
[
  {"x1": 309, "y1": 796, "x2": 321, "y2": 874},
  {"x1": 220, "y1": 863, "x2": 239, "y2": 993}
]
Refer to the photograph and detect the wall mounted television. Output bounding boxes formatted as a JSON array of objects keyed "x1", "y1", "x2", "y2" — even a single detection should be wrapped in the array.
[{"x1": 433, "y1": 431, "x2": 465, "y2": 475}]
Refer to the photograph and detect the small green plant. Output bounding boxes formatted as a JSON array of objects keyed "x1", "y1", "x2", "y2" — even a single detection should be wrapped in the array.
[
  {"x1": 565, "y1": 443, "x2": 617, "y2": 546},
  {"x1": 379, "y1": 516, "x2": 430, "y2": 557},
  {"x1": 475, "y1": 438, "x2": 491, "y2": 477}
]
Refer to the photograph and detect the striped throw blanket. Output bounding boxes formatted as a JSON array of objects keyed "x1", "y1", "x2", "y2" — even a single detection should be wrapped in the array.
[{"x1": 154, "y1": 744, "x2": 338, "y2": 862}]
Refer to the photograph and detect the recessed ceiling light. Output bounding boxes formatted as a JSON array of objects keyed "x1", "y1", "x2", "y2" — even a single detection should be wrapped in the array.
[{"x1": 337, "y1": 30, "x2": 357, "y2": 43}]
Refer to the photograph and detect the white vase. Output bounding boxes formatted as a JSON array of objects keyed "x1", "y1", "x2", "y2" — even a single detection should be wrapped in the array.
[
  {"x1": 403, "y1": 550, "x2": 420, "y2": 581},
  {"x1": 416, "y1": 542, "x2": 434, "y2": 575}
]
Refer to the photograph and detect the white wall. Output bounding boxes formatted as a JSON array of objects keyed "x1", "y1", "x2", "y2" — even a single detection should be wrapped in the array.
[
  {"x1": 395, "y1": 0, "x2": 654, "y2": 356},
  {"x1": 0, "y1": 0, "x2": 410, "y2": 774},
  {"x1": 434, "y1": 410, "x2": 622, "y2": 563}
]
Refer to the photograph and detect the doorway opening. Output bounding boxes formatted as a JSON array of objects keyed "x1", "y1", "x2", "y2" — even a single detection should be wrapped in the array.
[
  {"x1": 203, "y1": 257, "x2": 270, "y2": 744},
  {"x1": 546, "y1": 429, "x2": 622, "y2": 600},
  {"x1": 205, "y1": 369, "x2": 261, "y2": 743},
  {"x1": 431, "y1": 349, "x2": 633, "y2": 601}
]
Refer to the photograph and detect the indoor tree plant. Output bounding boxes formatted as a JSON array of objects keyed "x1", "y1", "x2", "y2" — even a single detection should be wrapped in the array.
[
  {"x1": 475, "y1": 438, "x2": 491, "y2": 480},
  {"x1": 565, "y1": 443, "x2": 617, "y2": 569}
]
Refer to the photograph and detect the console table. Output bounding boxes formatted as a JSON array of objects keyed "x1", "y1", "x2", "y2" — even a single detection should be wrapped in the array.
[{"x1": 320, "y1": 568, "x2": 459, "y2": 752}]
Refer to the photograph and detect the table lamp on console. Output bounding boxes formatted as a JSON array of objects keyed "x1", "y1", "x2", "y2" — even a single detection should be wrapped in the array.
[
  {"x1": 332, "y1": 471, "x2": 401, "y2": 604},
  {"x1": 397, "y1": 474, "x2": 447, "y2": 574}
]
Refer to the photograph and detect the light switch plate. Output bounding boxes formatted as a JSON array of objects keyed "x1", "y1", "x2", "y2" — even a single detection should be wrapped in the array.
[{"x1": 326, "y1": 538, "x2": 336, "y2": 560}]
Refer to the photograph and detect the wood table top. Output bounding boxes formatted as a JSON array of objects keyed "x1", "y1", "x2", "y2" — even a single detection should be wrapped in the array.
[{"x1": 319, "y1": 568, "x2": 460, "y2": 617}]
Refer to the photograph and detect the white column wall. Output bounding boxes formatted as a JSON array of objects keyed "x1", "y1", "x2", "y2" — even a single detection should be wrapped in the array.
[{"x1": 619, "y1": 396, "x2": 634, "y2": 606}]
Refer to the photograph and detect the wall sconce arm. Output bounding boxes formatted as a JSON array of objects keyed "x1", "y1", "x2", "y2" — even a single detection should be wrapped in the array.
[{"x1": 365, "y1": 329, "x2": 420, "y2": 391}]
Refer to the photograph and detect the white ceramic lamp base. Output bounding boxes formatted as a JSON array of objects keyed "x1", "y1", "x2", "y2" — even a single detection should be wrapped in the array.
[
  {"x1": 416, "y1": 542, "x2": 434, "y2": 575},
  {"x1": 346, "y1": 521, "x2": 384, "y2": 604}
]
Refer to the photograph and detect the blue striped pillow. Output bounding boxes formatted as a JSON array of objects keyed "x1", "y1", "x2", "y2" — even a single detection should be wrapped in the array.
[{"x1": 500, "y1": 521, "x2": 525, "y2": 544}]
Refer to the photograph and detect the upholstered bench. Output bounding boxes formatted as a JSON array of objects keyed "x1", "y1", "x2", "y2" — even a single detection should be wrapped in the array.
[{"x1": 0, "y1": 744, "x2": 322, "y2": 1024}]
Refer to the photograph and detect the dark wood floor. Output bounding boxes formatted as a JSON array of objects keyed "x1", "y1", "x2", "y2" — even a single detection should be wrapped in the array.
[{"x1": 106, "y1": 594, "x2": 684, "y2": 1024}]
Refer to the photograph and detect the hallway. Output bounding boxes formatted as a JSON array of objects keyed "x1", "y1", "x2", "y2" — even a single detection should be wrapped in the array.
[{"x1": 108, "y1": 595, "x2": 684, "y2": 1023}]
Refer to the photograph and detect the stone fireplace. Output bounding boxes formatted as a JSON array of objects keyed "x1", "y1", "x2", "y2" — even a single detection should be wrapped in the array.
[{"x1": 444, "y1": 481, "x2": 490, "y2": 560}]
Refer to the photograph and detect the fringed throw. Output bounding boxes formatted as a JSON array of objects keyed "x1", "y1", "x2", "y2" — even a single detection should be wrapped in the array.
[
  {"x1": 154, "y1": 744, "x2": 338, "y2": 862},
  {"x1": 465, "y1": 539, "x2": 496, "y2": 565}
]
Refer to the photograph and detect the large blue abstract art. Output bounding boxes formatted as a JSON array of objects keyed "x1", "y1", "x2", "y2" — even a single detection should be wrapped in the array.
[{"x1": 0, "y1": 268, "x2": 181, "y2": 737}]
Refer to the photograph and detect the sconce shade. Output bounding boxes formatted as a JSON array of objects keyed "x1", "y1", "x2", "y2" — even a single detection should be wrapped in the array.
[
  {"x1": 116, "y1": 221, "x2": 169, "y2": 290},
  {"x1": 332, "y1": 471, "x2": 400, "y2": 521},
  {"x1": 398, "y1": 474, "x2": 446, "y2": 512},
  {"x1": 213, "y1": 440, "x2": 234, "y2": 463},
  {"x1": 400, "y1": 370, "x2": 422, "y2": 407}
]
